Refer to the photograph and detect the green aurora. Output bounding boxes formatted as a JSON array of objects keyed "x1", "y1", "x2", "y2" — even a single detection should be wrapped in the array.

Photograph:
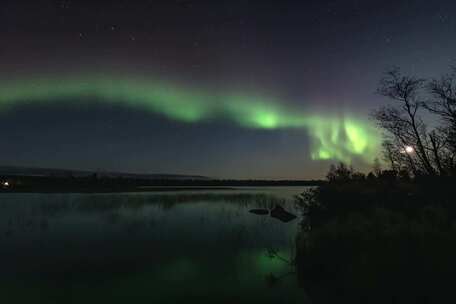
[{"x1": 0, "y1": 75, "x2": 381, "y2": 163}]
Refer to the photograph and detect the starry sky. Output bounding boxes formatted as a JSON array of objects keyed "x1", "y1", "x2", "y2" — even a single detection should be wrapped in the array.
[{"x1": 1, "y1": 0, "x2": 455, "y2": 179}]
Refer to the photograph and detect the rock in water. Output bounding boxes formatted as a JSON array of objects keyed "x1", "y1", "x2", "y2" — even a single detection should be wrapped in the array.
[
  {"x1": 249, "y1": 209, "x2": 269, "y2": 215},
  {"x1": 270, "y1": 205, "x2": 297, "y2": 223}
]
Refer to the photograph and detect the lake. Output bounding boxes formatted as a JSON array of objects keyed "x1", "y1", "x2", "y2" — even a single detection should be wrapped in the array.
[{"x1": 0, "y1": 187, "x2": 311, "y2": 303}]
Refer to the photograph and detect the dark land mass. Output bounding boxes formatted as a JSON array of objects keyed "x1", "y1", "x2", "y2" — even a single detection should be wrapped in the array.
[
  {"x1": 0, "y1": 165, "x2": 210, "y2": 180},
  {"x1": 294, "y1": 165, "x2": 456, "y2": 303},
  {"x1": 0, "y1": 166, "x2": 323, "y2": 193}
]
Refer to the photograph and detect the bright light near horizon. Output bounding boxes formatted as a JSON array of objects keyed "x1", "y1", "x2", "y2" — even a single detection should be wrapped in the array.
[
  {"x1": 405, "y1": 146, "x2": 414, "y2": 153},
  {"x1": 2, "y1": 181, "x2": 9, "y2": 187}
]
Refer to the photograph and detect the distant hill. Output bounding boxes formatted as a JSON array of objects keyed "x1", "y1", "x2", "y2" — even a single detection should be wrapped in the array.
[{"x1": 0, "y1": 166, "x2": 211, "y2": 180}]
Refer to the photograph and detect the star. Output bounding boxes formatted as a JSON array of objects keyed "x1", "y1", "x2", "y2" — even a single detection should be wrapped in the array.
[
  {"x1": 59, "y1": 0, "x2": 71, "y2": 9},
  {"x1": 437, "y1": 14, "x2": 448, "y2": 23}
]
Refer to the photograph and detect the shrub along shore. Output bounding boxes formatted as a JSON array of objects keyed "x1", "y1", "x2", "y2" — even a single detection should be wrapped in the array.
[{"x1": 295, "y1": 163, "x2": 456, "y2": 303}]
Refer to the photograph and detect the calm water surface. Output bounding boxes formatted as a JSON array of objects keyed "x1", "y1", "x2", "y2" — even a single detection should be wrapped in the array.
[{"x1": 0, "y1": 187, "x2": 311, "y2": 303}]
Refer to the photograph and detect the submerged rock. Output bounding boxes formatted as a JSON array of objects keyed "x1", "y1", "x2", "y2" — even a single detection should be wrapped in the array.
[
  {"x1": 270, "y1": 205, "x2": 297, "y2": 223},
  {"x1": 249, "y1": 208, "x2": 269, "y2": 215}
]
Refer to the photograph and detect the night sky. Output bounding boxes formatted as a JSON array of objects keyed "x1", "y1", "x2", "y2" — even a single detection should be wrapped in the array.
[{"x1": 1, "y1": 0, "x2": 455, "y2": 179}]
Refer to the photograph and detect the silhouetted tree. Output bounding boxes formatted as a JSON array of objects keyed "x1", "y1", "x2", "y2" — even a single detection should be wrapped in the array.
[
  {"x1": 372, "y1": 157, "x2": 382, "y2": 177},
  {"x1": 425, "y1": 66, "x2": 456, "y2": 172},
  {"x1": 326, "y1": 163, "x2": 354, "y2": 182},
  {"x1": 373, "y1": 68, "x2": 435, "y2": 175},
  {"x1": 381, "y1": 140, "x2": 401, "y2": 172}
]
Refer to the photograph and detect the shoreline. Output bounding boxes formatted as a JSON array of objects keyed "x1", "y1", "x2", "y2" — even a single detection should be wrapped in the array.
[{"x1": 0, "y1": 184, "x2": 312, "y2": 194}]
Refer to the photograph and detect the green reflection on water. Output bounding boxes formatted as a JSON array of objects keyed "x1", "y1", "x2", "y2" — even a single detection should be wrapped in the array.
[{"x1": 0, "y1": 190, "x2": 308, "y2": 303}]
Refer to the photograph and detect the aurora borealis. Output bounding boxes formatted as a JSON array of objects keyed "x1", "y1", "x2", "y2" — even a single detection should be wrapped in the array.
[
  {"x1": 0, "y1": 75, "x2": 380, "y2": 164},
  {"x1": 2, "y1": 0, "x2": 456, "y2": 178}
]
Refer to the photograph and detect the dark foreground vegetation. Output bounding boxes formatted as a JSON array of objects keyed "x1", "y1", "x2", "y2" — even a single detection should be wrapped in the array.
[
  {"x1": 294, "y1": 67, "x2": 456, "y2": 303},
  {"x1": 295, "y1": 165, "x2": 456, "y2": 303}
]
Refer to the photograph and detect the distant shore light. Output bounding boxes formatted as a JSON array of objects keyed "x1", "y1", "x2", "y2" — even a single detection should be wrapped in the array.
[{"x1": 2, "y1": 181, "x2": 9, "y2": 187}]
